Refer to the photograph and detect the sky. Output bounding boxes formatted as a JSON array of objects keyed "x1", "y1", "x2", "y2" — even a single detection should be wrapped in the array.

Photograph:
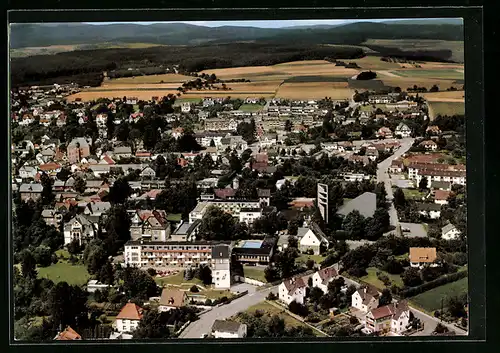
[{"x1": 84, "y1": 19, "x2": 456, "y2": 28}]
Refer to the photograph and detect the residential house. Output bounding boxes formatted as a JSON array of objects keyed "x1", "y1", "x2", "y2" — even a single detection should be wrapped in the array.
[
  {"x1": 434, "y1": 190, "x2": 452, "y2": 205},
  {"x1": 389, "y1": 159, "x2": 404, "y2": 173},
  {"x1": 376, "y1": 127, "x2": 393, "y2": 139},
  {"x1": 365, "y1": 301, "x2": 410, "y2": 335},
  {"x1": 54, "y1": 326, "x2": 82, "y2": 341},
  {"x1": 366, "y1": 146, "x2": 379, "y2": 161},
  {"x1": 63, "y1": 214, "x2": 97, "y2": 246},
  {"x1": 419, "y1": 140, "x2": 438, "y2": 151},
  {"x1": 171, "y1": 127, "x2": 184, "y2": 139},
  {"x1": 368, "y1": 95, "x2": 391, "y2": 104},
  {"x1": 158, "y1": 288, "x2": 188, "y2": 312},
  {"x1": 441, "y1": 223, "x2": 462, "y2": 240},
  {"x1": 67, "y1": 137, "x2": 91, "y2": 164},
  {"x1": 211, "y1": 320, "x2": 247, "y2": 338},
  {"x1": 312, "y1": 267, "x2": 338, "y2": 294},
  {"x1": 259, "y1": 133, "x2": 277, "y2": 148},
  {"x1": 297, "y1": 222, "x2": 329, "y2": 255},
  {"x1": 351, "y1": 286, "x2": 380, "y2": 313},
  {"x1": 181, "y1": 102, "x2": 191, "y2": 113},
  {"x1": 257, "y1": 188, "x2": 271, "y2": 207},
  {"x1": 394, "y1": 123, "x2": 412, "y2": 138},
  {"x1": 19, "y1": 183, "x2": 43, "y2": 201},
  {"x1": 140, "y1": 166, "x2": 156, "y2": 179},
  {"x1": 426, "y1": 125, "x2": 441, "y2": 135},
  {"x1": 409, "y1": 247, "x2": 438, "y2": 269},
  {"x1": 41, "y1": 209, "x2": 63, "y2": 228},
  {"x1": 19, "y1": 165, "x2": 37, "y2": 179},
  {"x1": 113, "y1": 302, "x2": 143, "y2": 333},
  {"x1": 205, "y1": 118, "x2": 238, "y2": 131},
  {"x1": 128, "y1": 209, "x2": 171, "y2": 242},
  {"x1": 212, "y1": 244, "x2": 231, "y2": 289},
  {"x1": 279, "y1": 275, "x2": 307, "y2": 305},
  {"x1": 238, "y1": 208, "x2": 263, "y2": 225},
  {"x1": 84, "y1": 201, "x2": 112, "y2": 217},
  {"x1": 416, "y1": 202, "x2": 441, "y2": 219},
  {"x1": 113, "y1": 146, "x2": 133, "y2": 160}
]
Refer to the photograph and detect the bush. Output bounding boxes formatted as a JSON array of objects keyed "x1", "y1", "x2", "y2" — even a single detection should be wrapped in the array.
[
  {"x1": 190, "y1": 285, "x2": 199, "y2": 293},
  {"x1": 306, "y1": 249, "x2": 314, "y2": 255},
  {"x1": 452, "y1": 252, "x2": 468, "y2": 266},
  {"x1": 306, "y1": 259, "x2": 315, "y2": 270},
  {"x1": 377, "y1": 272, "x2": 391, "y2": 287},
  {"x1": 204, "y1": 299, "x2": 213, "y2": 306},
  {"x1": 51, "y1": 254, "x2": 58, "y2": 264},
  {"x1": 349, "y1": 316, "x2": 359, "y2": 325},
  {"x1": 305, "y1": 312, "x2": 321, "y2": 323},
  {"x1": 288, "y1": 301, "x2": 309, "y2": 317},
  {"x1": 266, "y1": 292, "x2": 278, "y2": 300},
  {"x1": 69, "y1": 255, "x2": 78, "y2": 265},
  {"x1": 147, "y1": 268, "x2": 157, "y2": 277}
]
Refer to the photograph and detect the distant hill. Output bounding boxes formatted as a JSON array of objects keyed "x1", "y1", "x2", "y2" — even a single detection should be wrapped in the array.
[{"x1": 10, "y1": 21, "x2": 464, "y2": 49}]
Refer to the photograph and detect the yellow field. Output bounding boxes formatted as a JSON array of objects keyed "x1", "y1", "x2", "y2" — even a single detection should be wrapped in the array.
[
  {"x1": 348, "y1": 56, "x2": 402, "y2": 70},
  {"x1": 276, "y1": 82, "x2": 354, "y2": 100},
  {"x1": 412, "y1": 90, "x2": 465, "y2": 102},
  {"x1": 103, "y1": 73, "x2": 193, "y2": 85},
  {"x1": 66, "y1": 90, "x2": 179, "y2": 101}
]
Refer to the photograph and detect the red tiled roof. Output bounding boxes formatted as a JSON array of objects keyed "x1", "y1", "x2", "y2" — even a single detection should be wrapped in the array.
[
  {"x1": 116, "y1": 302, "x2": 143, "y2": 321},
  {"x1": 102, "y1": 155, "x2": 115, "y2": 165},
  {"x1": 177, "y1": 158, "x2": 189, "y2": 167},
  {"x1": 370, "y1": 305, "x2": 395, "y2": 320},
  {"x1": 39, "y1": 162, "x2": 61, "y2": 171},
  {"x1": 55, "y1": 326, "x2": 81, "y2": 340},
  {"x1": 317, "y1": 267, "x2": 338, "y2": 284},
  {"x1": 434, "y1": 190, "x2": 452, "y2": 201},
  {"x1": 283, "y1": 275, "x2": 307, "y2": 295},
  {"x1": 214, "y1": 188, "x2": 237, "y2": 199}
]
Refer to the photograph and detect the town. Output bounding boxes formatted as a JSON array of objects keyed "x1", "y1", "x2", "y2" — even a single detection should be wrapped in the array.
[
  {"x1": 11, "y1": 79, "x2": 467, "y2": 340},
  {"x1": 10, "y1": 18, "x2": 468, "y2": 341}
]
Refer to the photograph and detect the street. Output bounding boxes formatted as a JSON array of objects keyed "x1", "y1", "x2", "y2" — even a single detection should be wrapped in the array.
[
  {"x1": 376, "y1": 137, "x2": 415, "y2": 227},
  {"x1": 179, "y1": 284, "x2": 277, "y2": 338},
  {"x1": 411, "y1": 309, "x2": 467, "y2": 336}
]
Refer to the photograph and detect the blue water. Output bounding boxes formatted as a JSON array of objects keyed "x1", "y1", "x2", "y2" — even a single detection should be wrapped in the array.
[{"x1": 242, "y1": 241, "x2": 262, "y2": 249}]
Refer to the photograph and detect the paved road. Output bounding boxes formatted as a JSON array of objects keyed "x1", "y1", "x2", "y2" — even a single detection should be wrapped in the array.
[
  {"x1": 179, "y1": 285, "x2": 277, "y2": 338},
  {"x1": 411, "y1": 308, "x2": 467, "y2": 336},
  {"x1": 376, "y1": 138, "x2": 415, "y2": 227}
]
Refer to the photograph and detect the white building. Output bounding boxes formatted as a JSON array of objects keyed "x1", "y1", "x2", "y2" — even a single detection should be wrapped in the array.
[
  {"x1": 351, "y1": 286, "x2": 380, "y2": 313},
  {"x1": 365, "y1": 301, "x2": 410, "y2": 334},
  {"x1": 312, "y1": 267, "x2": 338, "y2": 294},
  {"x1": 297, "y1": 223, "x2": 329, "y2": 255},
  {"x1": 63, "y1": 214, "x2": 96, "y2": 246},
  {"x1": 409, "y1": 247, "x2": 438, "y2": 269},
  {"x1": 211, "y1": 320, "x2": 247, "y2": 338},
  {"x1": 394, "y1": 123, "x2": 412, "y2": 138},
  {"x1": 441, "y1": 223, "x2": 462, "y2": 240},
  {"x1": 279, "y1": 276, "x2": 307, "y2": 305},
  {"x1": 181, "y1": 102, "x2": 191, "y2": 113},
  {"x1": 113, "y1": 303, "x2": 143, "y2": 333},
  {"x1": 238, "y1": 208, "x2": 262, "y2": 225},
  {"x1": 212, "y1": 244, "x2": 231, "y2": 289},
  {"x1": 189, "y1": 200, "x2": 261, "y2": 223}
]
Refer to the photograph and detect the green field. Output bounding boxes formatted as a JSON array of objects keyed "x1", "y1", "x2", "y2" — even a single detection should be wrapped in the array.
[
  {"x1": 174, "y1": 98, "x2": 202, "y2": 105},
  {"x1": 245, "y1": 301, "x2": 312, "y2": 329},
  {"x1": 243, "y1": 265, "x2": 267, "y2": 282},
  {"x1": 166, "y1": 213, "x2": 182, "y2": 222},
  {"x1": 402, "y1": 188, "x2": 427, "y2": 200},
  {"x1": 37, "y1": 261, "x2": 90, "y2": 286},
  {"x1": 391, "y1": 69, "x2": 464, "y2": 80},
  {"x1": 428, "y1": 101, "x2": 465, "y2": 119},
  {"x1": 359, "y1": 267, "x2": 403, "y2": 289},
  {"x1": 409, "y1": 277, "x2": 468, "y2": 312},
  {"x1": 238, "y1": 104, "x2": 266, "y2": 112},
  {"x1": 296, "y1": 254, "x2": 326, "y2": 265}
]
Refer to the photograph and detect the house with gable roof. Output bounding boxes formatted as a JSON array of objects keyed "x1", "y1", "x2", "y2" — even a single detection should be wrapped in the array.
[
  {"x1": 365, "y1": 301, "x2": 411, "y2": 335},
  {"x1": 441, "y1": 223, "x2": 461, "y2": 240},
  {"x1": 128, "y1": 209, "x2": 171, "y2": 242},
  {"x1": 113, "y1": 302, "x2": 143, "y2": 333},
  {"x1": 394, "y1": 123, "x2": 412, "y2": 138},
  {"x1": 158, "y1": 288, "x2": 189, "y2": 312},
  {"x1": 351, "y1": 285, "x2": 380, "y2": 313},
  {"x1": 297, "y1": 222, "x2": 329, "y2": 255},
  {"x1": 54, "y1": 326, "x2": 82, "y2": 340},
  {"x1": 312, "y1": 267, "x2": 338, "y2": 293},
  {"x1": 278, "y1": 275, "x2": 308, "y2": 305},
  {"x1": 63, "y1": 214, "x2": 97, "y2": 246}
]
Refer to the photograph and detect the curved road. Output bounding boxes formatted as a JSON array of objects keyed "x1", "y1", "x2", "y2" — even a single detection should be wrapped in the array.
[{"x1": 376, "y1": 137, "x2": 415, "y2": 228}]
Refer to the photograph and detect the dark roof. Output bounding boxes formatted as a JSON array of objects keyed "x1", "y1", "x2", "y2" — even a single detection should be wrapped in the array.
[
  {"x1": 126, "y1": 240, "x2": 231, "y2": 246},
  {"x1": 257, "y1": 188, "x2": 271, "y2": 197},
  {"x1": 416, "y1": 202, "x2": 442, "y2": 212},
  {"x1": 212, "y1": 244, "x2": 231, "y2": 259},
  {"x1": 337, "y1": 192, "x2": 376, "y2": 218},
  {"x1": 212, "y1": 320, "x2": 243, "y2": 333},
  {"x1": 240, "y1": 207, "x2": 261, "y2": 213}
]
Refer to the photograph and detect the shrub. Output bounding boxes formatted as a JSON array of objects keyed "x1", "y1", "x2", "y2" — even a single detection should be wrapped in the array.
[
  {"x1": 400, "y1": 270, "x2": 468, "y2": 298},
  {"x1": 306, "y1": 312, "x2": 321, "y2": 323},
  {"x1": 349, "y1": 316, "x2": 359, "y2": 325},
  {"x1": 147, "y1": 268, "x2": 157, "y2": 277},
  {"x1": 266, "y1": 292, "x2": 278, "y2": 300},
  {"x1": 288, "y1": 301, "x2": 309, "y2": 317},
  {"x1": 204, "y1": 299, "x2": 213, "y2": 306},
  {"x1": 190, "y1": 285, "x2": 199, "y2": 293},
  {"x1": 68, "y1": 255, "x2": 79, "y2": 265},
  {"x1": 306, "y1": 249, "x2": 314, "y2": 255},
  {"x1": 51, "y1": 254, "x2": 58, "y2": 264},
  {"x1": 306, "y1": 259, "x2": 315, "y2": 270}
]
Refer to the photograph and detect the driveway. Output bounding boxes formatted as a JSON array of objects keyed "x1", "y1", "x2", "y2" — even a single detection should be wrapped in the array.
[
  {"x1": 179, "y1": 285, "x2": 277, "y2": 338},
  {"x1": 376, "y1": 138, "x2": 415, "y2": 227}
]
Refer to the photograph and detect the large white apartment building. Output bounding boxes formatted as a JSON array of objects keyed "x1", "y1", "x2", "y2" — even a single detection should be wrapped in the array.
[{"x1": 189, "y1": 200, "x2": 261, "y2": 223}]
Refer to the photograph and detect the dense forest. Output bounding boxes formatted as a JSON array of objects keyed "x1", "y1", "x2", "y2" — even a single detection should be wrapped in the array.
[{"x1": 10, "y1": 43, "x2": 365, "y2": 87}]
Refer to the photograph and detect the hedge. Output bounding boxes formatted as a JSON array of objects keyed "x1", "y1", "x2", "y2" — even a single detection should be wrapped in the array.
[{"x1": 400, "y1": 270, "x2": 468, "y2": 298}]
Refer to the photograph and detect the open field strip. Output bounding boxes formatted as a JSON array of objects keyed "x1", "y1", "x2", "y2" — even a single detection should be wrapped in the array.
[
  {"x1": 104, "y1": 73, "x2": 193, "y2": 85},
  {"x1": 377, "y1": 70, "x2": 402, "y2": 78},
  {"x1": 411, "y1": 90, "x2": 465, "y2": 102},
  {"x1": 66, "y1": 90, "x2": 179, "y2": 101},
  {"x1": 390, "y1": 69, "x2": 464, "y2": 80},
  {"x1": 348, "y1": 56, "x2": 402, "y2": 70},
  {"x1": 276, "y1": 82, "x2": 353, "y2": 99},
  {"x1": 427, "y1": 101, "x2": 465, "y2": 119},
  {"x1": 381, "y1": 78, "x2": 459, "y2": 90}
]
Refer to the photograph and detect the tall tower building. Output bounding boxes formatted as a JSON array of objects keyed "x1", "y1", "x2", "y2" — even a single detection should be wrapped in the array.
[
  {"x1": 212, "y1": 244, "x2": 231, "y2": 289},
  {"x1": 317, "y1": 183, "x2": 329, "y2": 224}
]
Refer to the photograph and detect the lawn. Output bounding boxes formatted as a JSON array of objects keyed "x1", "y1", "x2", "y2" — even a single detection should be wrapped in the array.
[
  {"x1": 243, "y1": 265, "x2": 267, "y2": 283},
  {"x1": 409, "y1": 277, "x2": 468, "y2": 312},
  {"x1": 402, "y1": 188, "x2": 427, "y2": 200},
  {"x1": 238, "y1": 104, "x2": 266, "y2": 112},
  {"x1": 174, "y1": 97, "x2": 203, "y2": 105},
  {"x1": 246, "y1": 301, "x2": 308, "y2": 328},
  {"x1": 154, "y1": 271, "x2": 201, "y2": 286},
  {"x1": 391, "y1": 69, "x2": 464, "y2": 80},
  {"x1": 55, "y1": 249, "x2": 70, "y2": 259},
  {"x1": 166, "y1": 213, "x2": 182, "y2": 222},
  {"x1": 37, "y1": 261, "x2": 90, "y2": 286},
  {"x1": 359, "y1": 267, "x2": 403, "y2": 290},
  {"x1": 296, "y1": 254, "x2": 326, "y2": 265}
]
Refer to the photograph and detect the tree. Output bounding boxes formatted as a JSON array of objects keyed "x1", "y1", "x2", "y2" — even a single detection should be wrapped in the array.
[
  {"x1": 73, "y1": 176, "x2": 87, "y2": 194},
  {"x1": 287, "y1": 236, "x2": 298, "y2": 249},
  {"x1": 308, "y1": 286, "x2": 324, "y2": 303},
  {"x1": 108, "y1": 178, "x2": 132, "y2": 204},
  {"x1": 47, "y1": 282, "x2": 88, "y2": 329},
  {"x1": 67, "y1": 238, "x2": 81, "y2": 255},
  {"x1": 430, "y1": 84, "x2": 439, "y2": 92},
  {"x1": 401, "y1": 267, "x2": 423, "y2": 287},
  {"x1": 356, "y1": 71, "x2": 377, "y2": 80},
  {"x1": 190, "y1": 285, "x2": 199, "y2": 293},
  {"x1": 378, "y1": 288, "x2": 393, "y2": 307},
  {"x1": 306, "y1": 259, "x2": 315, "y2": 270},
  {"x1": 40, "y1": 173, "x2": 54, "y2": 205},
  {"x1": 133, "y1": 309, "x2": 171, "y2": 339},
  {"x1": 198, "y1": 206, "x2": 237, "y2": 241},
  {"x1": 418, "y1": 176, "x2": 428, "y2": 190},
  {"x1": 56, "y1": 168, "x2": 72, "y2": 182},
  {"x1": 83, "y1": 240, "x2": 108, "y2": 275},
  {"x1": 446, "y1": 295, "x2": 467, "y2": 318},
  {"x1": 121, "y1": 266, "x2": 159, "y2": 300},
  {"x1": 342, "y1": 210, "x2": 366, "y2": 239},
  {"x1": 393, "y1": 187, "x2": 407, "y2": 209},
  {"x1": 284, "y1": 119, "x2": 293, "y2": 132},
  {"x1": 195, "y1": 265, "x2": 212, "y2": 285},
  {"x1": 20, "y1": 249, "x2": 37, "y2": 279},
  {"x1": 97, "y1": 260, "x2": 115, "y2": 285},
  {"x1": 264, "y1": 265, "x2": 279, "y2": 283},
  {"x1": 275, "y1": 248, "x2": 297, "y2": 278},
  {"x1": 33, "y1": 245, "x2": 53, "y2": 267},
  {"x1": 434, "y1": 323, "x2": 449, "y2": 334},
  {"x1": 288, "y1": 301, "x2": 309, "y2": 317}
]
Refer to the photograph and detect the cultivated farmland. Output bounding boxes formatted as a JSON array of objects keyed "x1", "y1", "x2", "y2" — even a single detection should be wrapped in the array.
[
  {"x1": 276, "y1": 82, "x2": 354, "y2": 100},
  {"x1": 428, "y1": 101, "x2": 465, "y2": 119}
]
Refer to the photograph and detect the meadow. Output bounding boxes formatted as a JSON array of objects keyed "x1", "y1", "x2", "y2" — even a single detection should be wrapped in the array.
[
  {"x1": 37, "y1": 261, "x2": 90, "y2": 286},
  {"x1": 409, "y1": 277, "x2": 468, "y2": 312},
  {"x1": 428, "y1": 101, "x2": 465, "y2": 119}
]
